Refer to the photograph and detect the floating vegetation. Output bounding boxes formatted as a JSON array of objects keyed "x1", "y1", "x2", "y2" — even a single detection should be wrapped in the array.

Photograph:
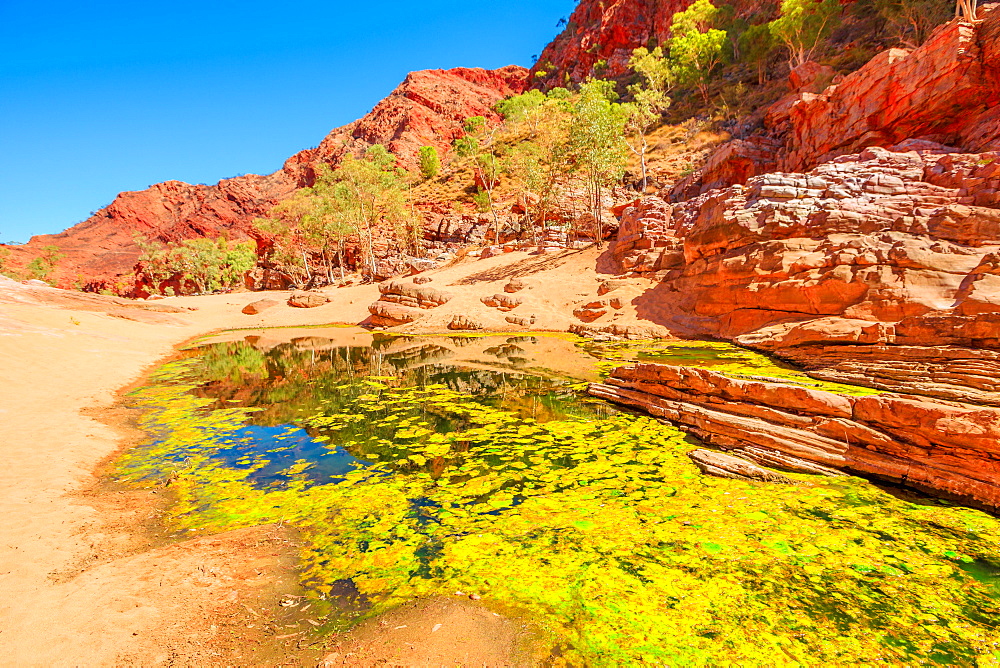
[{"x1": 116, "y1": 331, "x2": 1000, "y2": 666}]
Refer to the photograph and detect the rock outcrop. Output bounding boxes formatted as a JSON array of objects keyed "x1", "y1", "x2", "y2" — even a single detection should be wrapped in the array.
[
  {"x1": 4, "y1": 67, "x2": 528, "y2": 293},
  {"x1": 368, "y1": 279, "x2": 455, "y2": 327},
  {"x1": 674, "y1": 10, "x2": 1000, "y2": 199},
  {"x1": 687, "y1": 449, "x2": 795, "y2": 484},
  {"x1": 242, "y1": 298, "x2": 279, "y2": 315},
  {"x1": 590, "y1": 363, "x2": 1000, "y2": 512},
  {"x1": 616, "y1": 145, "x2": 1000, "y2": 345},
  {"x1": 287, "y1": 291, "x2": 330, "y2": 308},
  {"x1": 532, "y1": 0, "x2": 767, "y2": 84}
]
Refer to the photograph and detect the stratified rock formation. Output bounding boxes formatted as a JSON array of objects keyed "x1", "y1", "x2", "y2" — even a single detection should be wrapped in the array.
[
  {"x1": 590, "y1": 364, "x2": 1000, "y2": 512},
  {"x1": 584, "y1": 9, "x2": 1000, "y2": 510},
  {"x1": 4, "y1": 67, "x2": 528, "y2": 292},
  {"x1": 616, "y1": 144, "x2": 1000, "y2": 343},
  {"x1": 368, "y1": 279, "x2": 455, "y2": 327}
]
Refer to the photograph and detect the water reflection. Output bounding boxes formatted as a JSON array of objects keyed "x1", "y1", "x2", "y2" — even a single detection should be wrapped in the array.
[{"x1": 184, "y1": 330, "x2": 615, "y2": 486}]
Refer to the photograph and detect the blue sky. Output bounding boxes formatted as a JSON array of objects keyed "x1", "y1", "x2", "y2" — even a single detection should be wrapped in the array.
[{"x1": 0, "y1": 0, "x2": 576, "y2": 243}]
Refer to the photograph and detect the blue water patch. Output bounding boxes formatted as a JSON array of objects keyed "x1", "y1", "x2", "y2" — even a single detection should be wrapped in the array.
[{"x1": 217, "y1": 424, "x2": 370, "y2": 487}]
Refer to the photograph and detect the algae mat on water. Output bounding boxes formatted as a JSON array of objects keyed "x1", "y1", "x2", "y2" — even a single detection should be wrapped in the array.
[{"x1": 116, "y1": 332, "x2": 1000, "y2": 666}]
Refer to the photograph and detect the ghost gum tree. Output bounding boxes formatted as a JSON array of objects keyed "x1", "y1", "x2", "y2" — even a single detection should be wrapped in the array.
[
  {"x1": 626, "y1": 46, "x2": 673, "y2": 191},
  {"x1": 136, "y1": 236, "x2": 256, "y2": 295},
  {"x1": 499, "y1": 88, "x2": 574, "y2": 242},
  {"x1": 256, "y1": 144, "x2": 416, "y2": 283},
  {"x1": 568, "y1": 80, "x2": 629, "y2": 244},
  {"x1": 667, "y1": 0, "x2": 728, "y2": 105},
  {"x1": 769, "y1": 0, "x2": 842, "y2": 67}
]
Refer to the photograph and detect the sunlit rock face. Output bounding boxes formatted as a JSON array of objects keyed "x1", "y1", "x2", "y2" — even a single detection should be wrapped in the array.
[
  {"x1": 531, "y1": 0, "x2": 769, "y2": 84},
  {"x1": 672, "y1": 9, "x2": 1000, "y2": 198},
  {"x1": 590, "y1": 364, "x2": 1000, "y2": 513}
]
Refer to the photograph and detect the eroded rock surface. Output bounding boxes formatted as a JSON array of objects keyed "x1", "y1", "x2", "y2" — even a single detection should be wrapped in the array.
[
  {"x1": 288, "y1": 291, "x2": 329, "y2": 308},
  {"x1": 687, "y1": 449, "x2": 793, "y2": 484},
  {"x1": 590, "y1": 364, "x2": 1000, "y2": 512},
  {"x1": 617, "y1": 145, "x2": 1000, "y2": 347}
]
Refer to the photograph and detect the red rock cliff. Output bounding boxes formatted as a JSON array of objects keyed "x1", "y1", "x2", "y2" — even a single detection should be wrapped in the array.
[
  {"x1": 531, "y1": 0, "x2": 772, "y2": 84},
  {"x1": 4, "y1": 66, "x2": 528, "y2": 291}
]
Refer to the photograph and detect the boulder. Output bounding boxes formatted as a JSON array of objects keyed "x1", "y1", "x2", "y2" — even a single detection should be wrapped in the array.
[
  {"x1": 505, "y1": 314, "x2": 537, "y2": 327},
  {"x1": 242, "y1": 298, "x2": 279, "y2": 315},
  {"x1": 448, "y1": 315, "x2": 483, "y2": 331},
  {"x1": 379, "y1": 280, "x2": 454, "y2": 309},
  {"x1": 597, "y1": 279, "x2": 626, "y2": 296},
  {"x1": 687, "y1": 450, "x2": 793, "y2": 484},
  {"x1": 504, "y1": 278, "x2": 525, "y2": 293},
  {"x1": 481, "y1": 293, "x2": 522, "y2": 311},
  {"x1": 573, "y1": 297, "x2": 623, "y2": 321},
  {"x1": 369, "y1": 301, "x2": 423, "y2": 327},
  {"x1": 288, "y1": 291, "x2": 329, "y2": 308}
]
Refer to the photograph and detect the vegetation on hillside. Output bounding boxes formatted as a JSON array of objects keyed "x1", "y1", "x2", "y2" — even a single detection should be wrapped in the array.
[
  {"x1": 135, "y1": 236, "x2": 256, "y2": 296},
  {"x1": 122, "y1": 0, "x2": 958, "y2": 295}
]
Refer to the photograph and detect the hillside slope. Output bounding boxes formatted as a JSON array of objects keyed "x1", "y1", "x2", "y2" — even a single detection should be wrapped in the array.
[{"x1": 3, "y1": 67, "x2": 527, "y2": 292}]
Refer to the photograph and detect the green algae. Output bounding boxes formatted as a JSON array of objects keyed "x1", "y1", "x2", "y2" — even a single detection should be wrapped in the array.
[{"x1": 115, "y1": 335, "x2": 1000, "y2": 666}]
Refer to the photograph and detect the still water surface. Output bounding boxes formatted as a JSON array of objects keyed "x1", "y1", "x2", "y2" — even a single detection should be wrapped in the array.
[{"x1": 117, "y1": 328, "x2": 1000, "y2": 665}]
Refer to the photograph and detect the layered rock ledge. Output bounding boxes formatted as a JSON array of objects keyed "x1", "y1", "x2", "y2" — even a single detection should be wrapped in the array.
[{"x1": 589, "y1": 363, "x2": 1000, "y2": 512}]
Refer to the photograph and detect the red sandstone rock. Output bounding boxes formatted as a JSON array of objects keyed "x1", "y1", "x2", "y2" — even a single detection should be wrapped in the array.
[
  {"x1": 448, "y1": 315, "x2": 483, "y2": 331},
  {"x1": 687, "y1": 449, "x2": 794, "y2": 484},
  {"x1": 287, "y1": 291, "x2": 329, "y2": 308},
  {"x1": 242, "y1": 298, "x2": 279, "y2": 315},
  {"x1": 504, "y1": 279, "x2": 525, "y2": 293},
  {"x1": 378, "y1": 280, "x2": 454, "y2": 309},
  {"x1": 481, "y1": 293, "x2": 522, "y2": 311},
  {"x1": 531, "y1": 0, "x2": 767, "y2": 84},
  {"x1": 590, "y1": 363, "x2": 1000, "y2": 512},
  {"x1": 616, "y1": 146, "x2": 1000, "y2": 347},
  {"x1": 368, "y1": 301, "x2": 423, "y2": 327},
  {"x1": 505, "y1": 314, "x2": 537, "y2": 327}
]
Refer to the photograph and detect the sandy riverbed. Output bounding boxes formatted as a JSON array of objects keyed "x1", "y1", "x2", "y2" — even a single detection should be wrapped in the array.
[{"x1": 0, "y1": 248, "x2": 653, "y2": 666}]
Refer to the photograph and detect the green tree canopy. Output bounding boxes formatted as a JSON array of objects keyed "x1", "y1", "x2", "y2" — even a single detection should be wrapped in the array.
[
  {"x1": 739, "y1": 23, "x2": 778, "y2": 84},
  {"x1": 569, "y1": 80, "x2": 629, "y2": 243},
  {"x1": 418, "y1": 146, "x2": 441, "y2": 180},
  {"x1": 769, "y1": 0, "x2": 842, "y2": 67},
  {"x1": 137, "y1": 236, "x2": 255, "y2": 295},
  {"x1": 668, "y1": 0, "x2": 728, "y2": 104}
]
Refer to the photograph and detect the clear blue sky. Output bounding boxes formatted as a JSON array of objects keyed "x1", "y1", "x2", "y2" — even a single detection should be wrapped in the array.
[{"x1": 0, "y1": 0, "x2": 576, "y2": 243}]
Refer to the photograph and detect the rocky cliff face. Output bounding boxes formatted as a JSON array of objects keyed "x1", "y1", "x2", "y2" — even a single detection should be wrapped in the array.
[
  {"x1": 674, "y1": 10, "x2": 1000, "y2": 198},
  {"x1": 4, "y1": 66, "x2": 527, "y2": 292},
  {"x1": 597, "y1": 10, "x2": 1000, "y2": 509},
  {"x1": 531, "y1": 0, "x2": 770, "y2": 84}
]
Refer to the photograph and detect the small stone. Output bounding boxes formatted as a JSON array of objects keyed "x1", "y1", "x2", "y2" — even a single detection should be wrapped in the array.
[
  {"x1": 597, "y1": 279, "x2": 626, "y2": 296},
  {"x1": 504, "y1": 278, "x2": 525, "y2": 293}
]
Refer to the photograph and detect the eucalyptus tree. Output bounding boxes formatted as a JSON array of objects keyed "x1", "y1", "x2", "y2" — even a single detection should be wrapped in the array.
[
  {"x1": 769, "y1": 0, "x2": 842, "y2": 67},
  {"x1": 568, "y1": 80, "x2": 629, "y2": 245}
]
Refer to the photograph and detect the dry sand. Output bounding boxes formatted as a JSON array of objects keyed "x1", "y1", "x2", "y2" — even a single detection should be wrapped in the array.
[{"x1": 0, "y1": 247, "x2": 657, "y2": 666}]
